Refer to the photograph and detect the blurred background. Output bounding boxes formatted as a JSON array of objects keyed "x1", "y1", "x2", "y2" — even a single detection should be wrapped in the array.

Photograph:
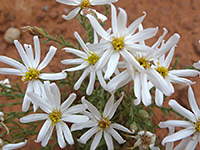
[{"x1": 0, "y1": 0, "x2": 200, "y2": 149}]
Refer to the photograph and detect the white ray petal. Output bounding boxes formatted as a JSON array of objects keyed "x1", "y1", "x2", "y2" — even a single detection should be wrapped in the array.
[
  {"x1": 153, "y1": 33, "x2": 180, "y2": 58},
  {"x1": 62, "y1": 7, "x2": 81, "y2": 20},
  {"x1": 61, "y1": 58, "x2": 84, "y2": 65},
  {"x1": 94, "y1": 48, "x2": 113, "y2": 70},
  {"x1": 36, "y1": 119, "x2": 52, "y2": 142},
  {"x1": 168, "y1": 74, "x2": 195, "y2": 85},
  {"x1": 2, "y1": 140, "x2": 27, "y2": 150},
  {"x1": 61, "y1": 122, "x2": 74, "y2": 145},
  {"x1": 110, "y1": 123, "x2": 133, "y2": 134},
  {"x1": 104, "y1": 51, "x2": 120, "y2": 79},
  {"x1": 78, "y1": 126, "x2": 99, "y2": 144},
  {"x1": 155, "y1": 88, "x2": 164, "y2": 106},
  {"x1": 63, "y1": 47, "x2": 88, "y2": 58},
  {"x1": 64, "y1": 62, "x2": 88, "y2": 72},
  {"x1": 188, "y1": 86, "x2": 200, "y2": 119},
  {"x1": 33, "y1": 36, "x2": 41, "y2": 67},
  {"x1": 117, "y1": 7, "x2": 127, "y2": 36},
  {"x1": 96, "y1": 70, "x2": 106, "y2": 88},
  {"x1": 64, "y1": 104, "x2": 87, "y2": 114},
  {"x1": 86, "y1": 72, "x2": 96, "y2": 95},
  {"x1": 151, "y1": 28, "x2": 168, "y2": 49},
  {"x1": 14, "y1": 40, "x2": 32, "y2": 68},
  {"x1": 74, "y1": 69, "x2": 89, "y2": 90},
  {"x1": 41, "y1": 125, "x2": 54, "y2": 147},
  {"x1": 141, "y1": 73, "x2": 151, "y2": 106},
  {"x1": 108, "y1": 92, "x2": 124, "y2": 120},
  {"x1": 169, "y1": 69, "x2": 199, "y2": 77},
  {"x1": 74, "y1": 32, "x2": 90, "y2": 54},
  {"x1": 107, "y1": 127, "x2": 125, "y2": 144},
  {"x1": 104, "y1": 130, "x2": 114, "y2": 150},
  {"x1": 20, "y1": 114, "x2": 48, "y2": 123},
  {"x1": 164, "y1": 47, "x2": 175, "y2": 68},
  {"x1": 27, "y1": 92, "x2": 52, "y2": 113},
  {"x1": 126, "y1": 12, "x2": 146, "y2": 36},
  {"x1": 128, "y1": 27, "x2": 158, "y2": 43},
  {"x1": 87, "y1": 15, "x2": 110, "y2": 40},
  {"x1": 61, "y1": 93, "x2": 76, "y2": 112},
  {"x1": 37, "y1": 46, "x2": 57, "y2": 70},
  {"x1": 159, "y1": 120, "x2": 193, "y2": 128},
  {"x1": 103, "y1": 94, "x2": 114, "y2": 117},
  {"x1": 56, "y1": 0, "x2": 81, "y2": 6},
  {"x1": 125, "y1": 43, "x2": 155, "y2": 52},
  {"x1": 0, "y1": 56, "x2": 27, "y2": 72},
  {"x1": 39, "y1": 72, "x2": 67, "y2": 80},
  {"x1": 24, "y1": 44, "x2": 34, "y2": 68},
  {"x1": 81, "y1": 97, "x2": 101, "y2": 120},
  {"x1": 169, "y1": 100, "x2": 196, "y2": 122},
  {"x1": 87, "y1": 42, "x2": 112, "y2": 52},
  {"x1": 0, "y1": 68, "x2": 24, "y2": 76},
  {"x1": 90, "y1": 129, "x2": 103, "y2": 150},
  {"x1": 71, "y1": 120, "x2": 98, "y2": 131},
  {"x1": 56, "y1": 122, "x2": 66, "y2": 148},
  {"x1": 162, "y1": 128, "x2": 194, "y2": 145}
]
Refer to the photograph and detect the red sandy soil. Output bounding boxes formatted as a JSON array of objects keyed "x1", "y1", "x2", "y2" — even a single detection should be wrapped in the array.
[{"x1": 0, "y1": 0, "x2": 200, "y2": 149}]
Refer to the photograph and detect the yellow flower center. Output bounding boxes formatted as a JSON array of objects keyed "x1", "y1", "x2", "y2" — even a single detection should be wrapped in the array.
[
  {"x1": 140, "y1": 134, "x2": 151, "y2": 148},
  {"x1": 85, "y1": 52, "x2": 100, "y2": 65},
  {"x1": 112, "y1": 37, "x2": 125, "y2": 51},
  {"x1": 98, "y1": 117, "x2": 111, "y2": 130},
  {"x1": 155, "y1": 66, "x2": 168, "y2": 78},
  {"x1": 49, "y1": 110, "x2": 62, "y2": 125},
  {"x1": 80, "y1": 0, "x2": 90, "y2": 9},
  {"x1": 22, "y1": 67, "x2": 40, "y2": 82},
  {"x1": 136, "y1": 57, "x2": 150, "y2": 69},
  {"x1": 195, "y1": 119, "x2": 200, "y2": 132}
]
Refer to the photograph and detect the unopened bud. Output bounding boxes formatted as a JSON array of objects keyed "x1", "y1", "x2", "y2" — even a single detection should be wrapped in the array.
[
  {"x1": 130, "y1": 122, "x2": 138, "y2": 132},
  {"x1": 138, "y1": 110, "x2": 149, "y2": 120},
  {"x1": 21, "y1": 26, "x2": 46, "y2": 38}
]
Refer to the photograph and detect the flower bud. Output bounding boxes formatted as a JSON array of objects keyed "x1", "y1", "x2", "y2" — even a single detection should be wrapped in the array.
[
  {"x1": 138, "y1": 110, "x2": 149, "y2": 120},
  {"x1": 130, "y1": 122, "x2": 138, "y2": 132},
  {"x1": 21, "y1": 26, "x2": 46, "y2": 38}
]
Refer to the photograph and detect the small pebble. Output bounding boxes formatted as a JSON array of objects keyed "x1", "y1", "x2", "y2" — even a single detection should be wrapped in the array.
[{"x1": 4, "y1": 27, "x2": 21, "y2": 44}]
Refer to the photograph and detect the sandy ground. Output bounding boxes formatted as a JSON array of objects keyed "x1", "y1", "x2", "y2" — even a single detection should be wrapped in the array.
[{"x1": 0, "y1": 0, "x2": 200, "y2": 149}]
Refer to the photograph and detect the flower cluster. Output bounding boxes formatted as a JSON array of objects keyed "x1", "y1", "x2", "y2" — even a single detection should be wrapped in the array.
[{"x1": 0, "y1": 0, "x2": 200, "y2": 149}]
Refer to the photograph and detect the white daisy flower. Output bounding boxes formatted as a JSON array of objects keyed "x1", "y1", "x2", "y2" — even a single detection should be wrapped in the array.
[
  {"x1": 20, "y1": 81, "x2": 89, "y2": 148},
  {"x1": 0, "y1": 139, "x2": 27, "y2": 150},
  {"x1": 150, "y1": 47, "x2": 199, "y2": 106},
  {"x1": 61, "y1": 31, "x2": 106, "y2": 95},
  {"x1": 159, "y1": 86, "x2": 200, "y2": 150},
  {"x1": 128, "y1": 131, "x2": 160, "y2": 150},
  {"x1": 0, "y1": 36, "x2": 67, "y2": 112},
  {"x1": 105, "y1": 28, "x2": 180, "y2": 106},
  {"x1": 71, "y1": 92, "x2": 133, "y2": 150},
  {"x1": 56, "y1": 0, "x2": 117, "y2": 21},
  {"x1": 87, "y1": 4, "x2": 158, "y2": 79}
]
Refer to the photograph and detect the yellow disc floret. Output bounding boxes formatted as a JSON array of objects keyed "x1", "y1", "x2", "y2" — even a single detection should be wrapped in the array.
[
  {"x1": 98, "y1": 116, "x2": 111, "y2": 130},
  {"x1": 112, "y1": 37, "x2": 125, "y2": 51},
  {"x1": 22, "y1": 67, "x2": 40, "y2": 82},
  {"x1": 136, "y1": 57, "x2": 151, "y2": 69},
  {"x1": 155, "y1": 66, "x2": 168, "y2": 78},
  {"x1": 140, "y1": 134, "x2": 151, "y2": 148},
  {"x1": 85, "y1": 52, "x2": 100, "y2": 65},
  {"x1": 195, "y1": 119, "x2": 200, "y2": 132},
  {"x1": 49, "y1": 110, "x2": 62, "y2": 126},
  {"x1": 80, "y1": 0, "x2": 90, "y2": 9}
]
